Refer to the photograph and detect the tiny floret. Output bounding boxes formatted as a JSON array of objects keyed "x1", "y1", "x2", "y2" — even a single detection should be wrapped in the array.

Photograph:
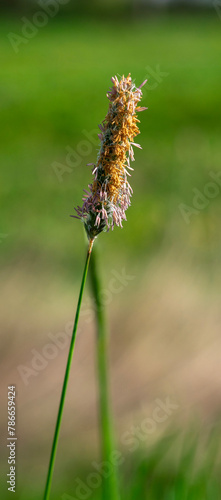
[{"x1": 72, "y1": 74, "x2": 147, "y2": 239}]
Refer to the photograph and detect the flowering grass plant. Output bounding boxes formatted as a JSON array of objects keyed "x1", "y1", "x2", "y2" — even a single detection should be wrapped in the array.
[{"x1": 43, "y1": 74, "x2": 146, "y2": 500}]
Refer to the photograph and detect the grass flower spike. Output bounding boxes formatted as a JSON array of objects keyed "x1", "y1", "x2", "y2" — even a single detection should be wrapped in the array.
[{"x1": 73, "y1": 74, "x2": 147, "y2": 239}]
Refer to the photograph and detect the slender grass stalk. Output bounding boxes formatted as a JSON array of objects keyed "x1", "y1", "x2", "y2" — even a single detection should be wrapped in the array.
[
  {"x1": 43, "y1": 238, "x2": 94, "y2": 500},
  {"x1": 90, "y1": 248, "x2": 121, "y2": 500}
]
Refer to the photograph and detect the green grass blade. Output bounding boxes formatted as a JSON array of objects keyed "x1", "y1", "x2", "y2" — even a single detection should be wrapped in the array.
[
  {"x1": 90, "y1": 247, "x2": 121, "y2": 500},
  {"x1": 43, "y1": 239, "x2": 94, "y2": 500}
]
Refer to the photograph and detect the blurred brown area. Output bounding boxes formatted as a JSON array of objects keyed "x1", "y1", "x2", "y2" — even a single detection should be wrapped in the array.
[{"x1": 1, "y1": 249, "x2": 221, "y2": 490}]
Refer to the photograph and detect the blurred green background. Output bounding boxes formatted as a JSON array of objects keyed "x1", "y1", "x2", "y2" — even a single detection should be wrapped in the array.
[{"x1": 1, "y1": 2, "x2": 221, "y2": 499}]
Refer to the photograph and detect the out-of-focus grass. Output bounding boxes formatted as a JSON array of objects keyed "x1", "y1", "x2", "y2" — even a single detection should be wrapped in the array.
[
  {"x1": 123, "y1": 426, "x2": 221, "y2": 500},
  {"x1": 16, "y1": 426, "x2": 221, "y2": 500},
  {"x1": 1, "y1": 14, "x2": 221, "y2": 282}
]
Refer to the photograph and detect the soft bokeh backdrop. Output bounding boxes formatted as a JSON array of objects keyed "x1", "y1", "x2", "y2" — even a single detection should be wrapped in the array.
[{"x1": 1, "y1": 3, "x2": 221, "y2": 499}]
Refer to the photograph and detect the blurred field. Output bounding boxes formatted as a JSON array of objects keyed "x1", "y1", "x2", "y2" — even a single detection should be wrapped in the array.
[
  {"x1": 1, "y1": 13, "x2": 221, "y2": 273},
  {"x1": 1, "y1": 12, "x2": 221, "y2": 500}
]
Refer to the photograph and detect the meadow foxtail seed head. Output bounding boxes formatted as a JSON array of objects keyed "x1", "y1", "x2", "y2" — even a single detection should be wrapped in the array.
[{"x1": 72, "y1": 74, "x2": 147, "y2": 240}]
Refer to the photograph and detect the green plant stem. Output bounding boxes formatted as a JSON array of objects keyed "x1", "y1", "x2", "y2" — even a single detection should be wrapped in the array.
[
  {"x1": 43, "y1": 238, "x2": 94, "y2": 500},
  {"x1": 90, "y1": 248, "x2": 121, "y2": 500}
]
